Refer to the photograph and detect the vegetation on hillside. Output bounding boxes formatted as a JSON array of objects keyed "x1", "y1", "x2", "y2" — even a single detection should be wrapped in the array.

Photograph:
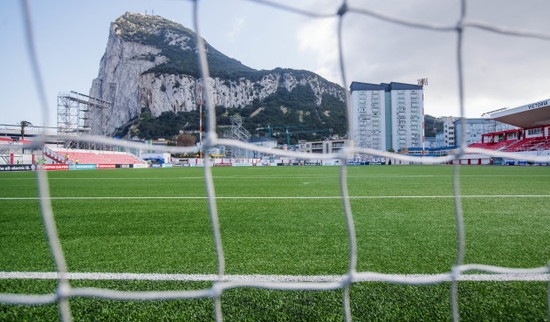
[
  {"x1": 125, "y1": 85, "x2": 346, "y2": 145},
  {"x1": 424, "y1": 115, "x2": 444, "y2": 137}
]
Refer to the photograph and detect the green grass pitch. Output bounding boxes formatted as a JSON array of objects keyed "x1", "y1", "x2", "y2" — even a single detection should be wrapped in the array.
[{"x1": 0, "y1": 165, "x2": 549, "y2": 320}]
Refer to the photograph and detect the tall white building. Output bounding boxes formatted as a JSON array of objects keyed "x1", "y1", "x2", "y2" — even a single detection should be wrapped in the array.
[
  {"x1": 436, "y1": 116, "x2": 456, "y2": 147},
  {"x1": 350, "y1": 82, "x2": 424, "y2": 151}
]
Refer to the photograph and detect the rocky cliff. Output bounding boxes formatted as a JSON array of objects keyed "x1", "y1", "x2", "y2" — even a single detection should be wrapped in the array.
[{"x1": 90, "y1": 12, "x2": 345, "y2": 137}]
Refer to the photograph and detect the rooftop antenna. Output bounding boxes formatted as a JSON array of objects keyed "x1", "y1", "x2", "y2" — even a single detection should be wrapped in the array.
[{"x1": 417, "y1": 78, "x2": 428, "y2": 87}]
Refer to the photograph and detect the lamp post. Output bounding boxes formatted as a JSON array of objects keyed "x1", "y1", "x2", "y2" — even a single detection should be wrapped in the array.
[
  {"x1": 199, "y1": 84, "x2": 203, "y2": 159},
  {"x1": 418, "y1": 78, "x2": 428, "y2": 157}
]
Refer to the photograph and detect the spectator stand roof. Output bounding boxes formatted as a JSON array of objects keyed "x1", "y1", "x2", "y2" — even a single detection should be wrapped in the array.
[{"x1": 490, "y1": 98, "x2": 550, "y2": 129}]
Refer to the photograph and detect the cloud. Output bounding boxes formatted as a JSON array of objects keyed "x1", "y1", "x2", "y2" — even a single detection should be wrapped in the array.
[
  {"x1": 294, "y1": 0, "x2": 550, "y2": 117},
  {"x1": 297, "y1": 17, "x2": 340, "y2": 83},
  {"x1": 227, "y1": 17, "x2": 244, "y2": 40}
]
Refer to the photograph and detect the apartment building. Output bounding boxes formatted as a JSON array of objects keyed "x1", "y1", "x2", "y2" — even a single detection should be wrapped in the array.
[{"x1": 350, "y1": 82, "x2": 424, "y2": 151}]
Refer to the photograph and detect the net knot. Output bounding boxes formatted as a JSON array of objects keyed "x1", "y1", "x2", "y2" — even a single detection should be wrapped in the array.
[
  {"x1": 337, "y1": 3, "x2": 348, "y2": 16},
  {"x1": 56, "y1": 282, "x2": 71, "y2": 300},
  {"x1": 450, "y1": 265, "x2": 461, "y2": 281},
  {"x1": 203, "y1": 133, "x2": 218, "y2": 148}
]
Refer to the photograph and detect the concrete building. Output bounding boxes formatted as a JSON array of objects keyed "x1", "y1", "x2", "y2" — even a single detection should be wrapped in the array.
[
  {"x1": 299, "y1": 139, "x2": 350, "y2": 154},
  {"x1": 433, "y1": 116, "x2": 456, "y2": 148},
  {"x1": 440, "y1": 117, "x2": 456, "y2": 147},
  {"x1": 350, "y1": 82, "x2": 424, "y2": 152},
  {"x1": 424, "y1": 136, "x2": 437, "y2": 149},
  {"x1": 435, "y1": 131, "x2": 445, "y2": 148},
  {"x1": 454, "y1": 118, "x2": 517, "y2": 146}
]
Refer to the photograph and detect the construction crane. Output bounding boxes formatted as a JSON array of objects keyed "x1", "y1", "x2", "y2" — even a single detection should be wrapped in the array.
[
  {"x1": 273, "y1": 128, "x2": 332, "y2": 146},
  {"x1": 255, "y1": 123, "x2": 307, "y2": 138}
]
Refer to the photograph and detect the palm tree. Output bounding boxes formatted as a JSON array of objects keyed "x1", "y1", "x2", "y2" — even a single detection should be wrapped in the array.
[{"x1": 19, "y1": 120, "x2": 32, "y2": 140}]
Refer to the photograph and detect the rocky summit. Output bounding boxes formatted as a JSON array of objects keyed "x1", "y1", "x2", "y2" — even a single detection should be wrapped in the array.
[{"x1": 89, "y1": 12, "x2": 346, "y2": 139}]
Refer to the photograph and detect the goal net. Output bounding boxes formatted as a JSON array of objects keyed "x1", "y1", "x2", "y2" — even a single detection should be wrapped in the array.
[{"x1": 1, "y1": 0, "x2": 549, "y2": 321}]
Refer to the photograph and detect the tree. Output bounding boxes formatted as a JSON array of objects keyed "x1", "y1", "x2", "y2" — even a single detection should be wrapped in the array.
[
  {"x1": 176, "y1": 133, "x2": 196, "y2": 146},
  {"x1": 19, "y1": 121, "x2": 32, "y2": 140}
]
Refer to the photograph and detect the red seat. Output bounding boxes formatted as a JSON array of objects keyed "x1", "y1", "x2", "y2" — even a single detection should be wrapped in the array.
[{"x1": 54, "y1": 150, "x2": 146, "y2": 165}]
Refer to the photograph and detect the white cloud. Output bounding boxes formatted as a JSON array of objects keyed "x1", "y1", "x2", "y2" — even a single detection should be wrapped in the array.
[
  {"x1": 227, "y1": 17, "x2": 244, "y2": 40},
  {"x1": 297, "y1": 17, "x2": 340, "y2": 83},
  {"x1": 295, "y1": 0, "x2": 550, "y2": 117}
]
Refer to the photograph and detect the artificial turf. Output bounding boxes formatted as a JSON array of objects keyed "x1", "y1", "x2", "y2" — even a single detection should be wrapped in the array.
[{"x1": 0, "y1": 165, "x2": 548, "y2": 320}]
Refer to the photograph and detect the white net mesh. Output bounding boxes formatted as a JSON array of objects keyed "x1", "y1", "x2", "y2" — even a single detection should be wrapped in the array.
[{"x1": 1, "y1": 0, "x2": 549, "y2": 321}]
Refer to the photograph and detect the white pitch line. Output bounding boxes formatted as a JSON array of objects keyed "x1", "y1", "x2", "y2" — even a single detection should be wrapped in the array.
[
  {"x1": 0, "y1": 271, "x2": 547, "y2": 282},
  {"x1": 2, "y1": 195, "x2": 550, "y2": 200},
  {"x1": 3, "y1": 174, "x2": 549, "y2": 181}
]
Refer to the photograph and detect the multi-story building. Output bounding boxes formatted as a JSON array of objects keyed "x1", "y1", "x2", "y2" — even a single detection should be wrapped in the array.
[
  {"x1": 424, "y1": 136, "x2": 437, "y2": 149},
  {"x1": 298, "y1": 139, "x2": 350, "y2": 154},
  {"x1": 435, "y1": 131, "x2": 445, "y2": 148},
  {"x1": 453, "y1": 118, "x2": 517, "y2": 146},
  {"x1": 433, "y1": 116, "x2": 456, "y2": 148},
  {"x1": 349, "y1": 83, "x2": 386, "y2": 151},
  {"x1": 433, "y1": 117, "x2": 517, "y2": 148},
  {"x1": 350, "y1": 81, "x2": 424, "y2": 152}
]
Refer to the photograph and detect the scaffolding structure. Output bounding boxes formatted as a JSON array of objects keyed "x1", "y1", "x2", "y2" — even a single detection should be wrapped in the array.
[
  {"x1": 57, "y1": 91, "x2": 111, "y2": 149},
  {"x1": 223, "y1": 115, "x2": 251, "y2": 158}
]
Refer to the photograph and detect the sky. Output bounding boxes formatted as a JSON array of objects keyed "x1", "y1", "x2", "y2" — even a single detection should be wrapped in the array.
[{"x1": 1, "y1": 0, "x2": 550, "y2": 128}]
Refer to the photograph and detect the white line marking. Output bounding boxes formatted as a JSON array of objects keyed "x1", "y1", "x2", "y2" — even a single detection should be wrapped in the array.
[
  {"x1": 2, "y1": 195, "x2": 550, "y2": 200},
  {"x1": 2, "y1": 174, "x2": 549, "y2": 181},
  {"x1": 0, "y1": 271, "x2": 547, "y2": 282}
]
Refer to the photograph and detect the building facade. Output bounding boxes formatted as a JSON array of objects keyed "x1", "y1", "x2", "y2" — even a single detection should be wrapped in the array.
[
  {"x1": 298, "y1": 139, "x2": 350, "y2": 154},
  {"x1": 350, "y1": 82, "x2": 424, "y2": 152},
  {"x1": 349, "y1": 83, "x2": 386, "y2": 151},
  {"x1": 433, "y1": 116, "x2": 456, "y2": 148},
  {"x1": 453, "y1": 118, "x2": 517, "y2": 146}
]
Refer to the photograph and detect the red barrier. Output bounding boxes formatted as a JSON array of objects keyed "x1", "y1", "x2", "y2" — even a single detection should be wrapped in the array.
[{"x1": 97, "y1": 164, "x2": 116, "y2": 169}]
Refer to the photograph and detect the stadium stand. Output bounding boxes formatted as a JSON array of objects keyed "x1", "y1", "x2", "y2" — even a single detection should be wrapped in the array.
[
  {"x1": 469, "y1": 102, "x2": 550, "y2": 155},
  {"x1": 503, "y1": 136, "x2": 550, "y2": 152},
  {"x1": 468, "y1": 139, "x2": 516, "y2": 151},
  {"x1": 53, "y1": 149, "x2": 146, "y2": 165}
]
